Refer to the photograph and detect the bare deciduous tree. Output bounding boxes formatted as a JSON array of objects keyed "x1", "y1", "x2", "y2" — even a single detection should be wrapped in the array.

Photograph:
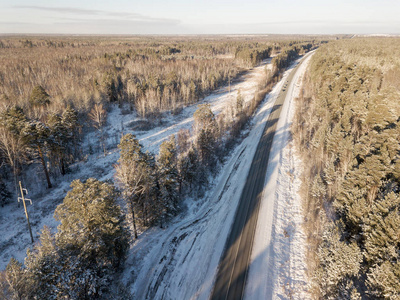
[
  {"x1": 0, "y1": 127, "x2": 26, "y2": 195},
  {"x1": 89, "y1": 103, "x2": 107, "y2": 156}
]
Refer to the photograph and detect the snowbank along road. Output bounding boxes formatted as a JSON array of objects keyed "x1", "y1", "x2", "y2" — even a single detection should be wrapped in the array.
[{"x1": 211, "y1": 52, "x2": 314, "y2": 300}]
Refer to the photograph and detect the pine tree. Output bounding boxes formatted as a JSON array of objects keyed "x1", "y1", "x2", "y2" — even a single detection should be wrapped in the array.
[
  {"x1": 367, "y1": 261, "x2": 400, "y2": 299},
  {"x1": 363, "y1": 192, "x2": 400, "y2": 266},
  {"x1": 54, "y1": 178, "x2": 129, "y2": 299},
  {"x1": 177, "y1": 146, "x2": 199, "y2": 191},
  {"x1": 0, "y1": 106, "x2": 28, "y2": 195},
  {"x1": 55, "y1": 178, "x2": 128, "y2": 269},
  {"x1": 61, "y1": 105, "x2": 80, "y2": 160},
  {"x1": 157, "y1": 136, "x2": 179, "y2": 226},
  {"x1": 196, "y1": 127, "x2": 217, "y2": 170},
  {"x1": 47, "y1": 113, "x2": 68, "y2": 175},
  {"x1": 193, "y1": 104, "x2": 216, "y2": 133},
  {"x1": 5, "y1": 258, "x2": 29, "y2": 299},
  {"x1": 115, "y1": 134, "x2": 159, "y2": 235},
  {"x1": 115, "y1": 134, "x2": 141, "y2": 238},
  {"x1": 314, "y1": 222, "x2": 362, "y2": 299},
  {"x1": 24, "y1": 226, "x2": 59, "y2": 299},
  {"x1": 22, "y1": 120, "x2": 52, "y2": 188},
  {"x1": 193, "y1": 104, "x2": 218, "y2": 170},
  {"x1": 29, "y1": 85, "x2": 50, "y2": 107}
]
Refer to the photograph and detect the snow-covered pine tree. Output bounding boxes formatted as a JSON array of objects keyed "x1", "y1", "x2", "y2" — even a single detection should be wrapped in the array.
[
  {"x1": 193, "y1": 104, "x2": 218, "y2": 171},
  {"x1": 0, "y1": 106, "x2": 28, "y2": 194},
  {"x1": 47, "y1": 113, "x2": 71, "y2": 176},
  {"x1": 157, "y1": 136, "x2": 179, "y2": 226},
  {"x1": 314, "y1": 222, "x2": 362, "y2": 299},
  {"x1": 29, "y1": 85, "x2": 51, "y2": 120},
  {"x1": 22, "y1": 120, "x2": 52, "y2": 188},
  {"x1": 363, "y1": 192, "x2": 400, "y2": 299},
  {"x1": 4, "y1": 258, "x2": 28, "y2": 299},
  {"x1": 177, "y1": 146, "x2": 200, "y2": 192},
  {"x1": 24, "y1": 226, "x2": 59, "y2": 299},
  {"x1": 29, "y1": 85, "x2": 50, "y2": 107},
  {"x1": 61, "y1": 105, "x2": 81, "y2": 161},
  {"x1": 367, "y1": 261, "x2": 400, "y2": 299},
  {"x1": 116, "y1": 133, "x2": 160, "y2": 234},
  {"x1": 53, "y1": 178, "x2": 129, "y2": 298},
  {"x1": 196, "y1": 127, "x2": 217, "y2": 171}
]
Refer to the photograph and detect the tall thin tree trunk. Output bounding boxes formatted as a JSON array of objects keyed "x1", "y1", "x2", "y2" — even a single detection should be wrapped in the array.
[
  {"x1": 60, "y1": 157, "x2": 66, "y2": 176},
  {"x1": 38, "y1": 145, "x2": 52, "y2": 188},
  {"x1": 130, "y1": 203, "x2": 138, "y2": 239},
  {"x1": 143, "y1": 202, "x2": 147, "y2": 227},
  {"x1": 100, "y1": 128, "x2": 106, "y2": 157},
  {"x1": 13, "y1": 165, "x2": 18, "y2": 200}
]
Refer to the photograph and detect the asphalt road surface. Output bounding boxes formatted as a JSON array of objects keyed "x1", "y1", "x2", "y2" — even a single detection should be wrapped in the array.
[{"x1": 210, "y1": 54, "x2": 309, "y2": 300}]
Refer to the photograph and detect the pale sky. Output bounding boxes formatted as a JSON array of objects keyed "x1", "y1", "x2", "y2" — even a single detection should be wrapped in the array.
[{"x1": 0, "y1": 0, "x2": 399, "y2": 34}]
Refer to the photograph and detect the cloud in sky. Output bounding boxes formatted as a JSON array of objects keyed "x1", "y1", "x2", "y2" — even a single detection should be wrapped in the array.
[
  {"x1": 12, "y1": 5, "x2": 181, "y2": 25},
  {"x1": 0, "y1": 5, "x2": 182, "y2": 34}
]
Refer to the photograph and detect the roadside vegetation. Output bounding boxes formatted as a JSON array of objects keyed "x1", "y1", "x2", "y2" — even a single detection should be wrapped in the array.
[
  {"x1": 0, "y1": 35, "x2": 322, "y2": 299},
  {"x1": 293, "y1": 38, "x2": 400, "y2": 299}
]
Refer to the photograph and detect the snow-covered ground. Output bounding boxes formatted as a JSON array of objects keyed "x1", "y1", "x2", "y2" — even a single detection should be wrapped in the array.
[
  {"x1": 0, "y1": 58, "x2": 270, "y2": 270},
  {"x1": 245, "y1": 52, "x2": 314, "y2": 300},
  {"x1": 122, "y1": 55, "x2": 312, "y2": 299},
  {"x1": 0, "y1": 51, "x2": 313, "y2": 300}
]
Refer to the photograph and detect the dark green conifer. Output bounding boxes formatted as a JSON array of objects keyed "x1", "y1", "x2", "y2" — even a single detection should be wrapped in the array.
[
  {"x1": 22, "y1": 121, "x2": 52, "y2": 188},
  {"x1": 157, "y1": 136, "x2": 179, "y2": 225},
  {"x1": 29, "y1": 85, "x2": 50, "y2": 107}
]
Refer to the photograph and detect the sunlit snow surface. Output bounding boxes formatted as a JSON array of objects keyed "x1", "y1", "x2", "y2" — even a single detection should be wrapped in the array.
[
  {"x1": 0, "y1": 53, "x2": 312, "y2": 300},
  {"x1": 245, "y1": 52, "x2": 314, "y2": 300},
  {"x1": 0, "y1": 58, "x2": 270, "y2": 271}
]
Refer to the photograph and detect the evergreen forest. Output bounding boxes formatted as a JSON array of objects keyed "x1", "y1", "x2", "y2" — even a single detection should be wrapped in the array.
[{"x1": 293, "y1": 38, "x2": 400, "y2": 299}]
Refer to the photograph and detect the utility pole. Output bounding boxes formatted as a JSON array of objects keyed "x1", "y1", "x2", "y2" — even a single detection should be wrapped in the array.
[{"x1": 18, "y1": 181, "x2": 34, "y2": 243}]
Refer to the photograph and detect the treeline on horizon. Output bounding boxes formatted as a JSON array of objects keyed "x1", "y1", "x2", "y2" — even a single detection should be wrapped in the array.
[{"x1": 293, "y1": 38, "x2": 400, "y2": 299}]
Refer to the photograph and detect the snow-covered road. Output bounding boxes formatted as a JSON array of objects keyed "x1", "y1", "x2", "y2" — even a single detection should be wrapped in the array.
[
  {"x1": 245, "y1": 52, "x2": 314, "y2": 300},
  {"x1": 124, "y1": 54, "x2": 313, "y2": 299},
  {"x1": 121, "y1": 58, "x2": 281, "y2": 299}
]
